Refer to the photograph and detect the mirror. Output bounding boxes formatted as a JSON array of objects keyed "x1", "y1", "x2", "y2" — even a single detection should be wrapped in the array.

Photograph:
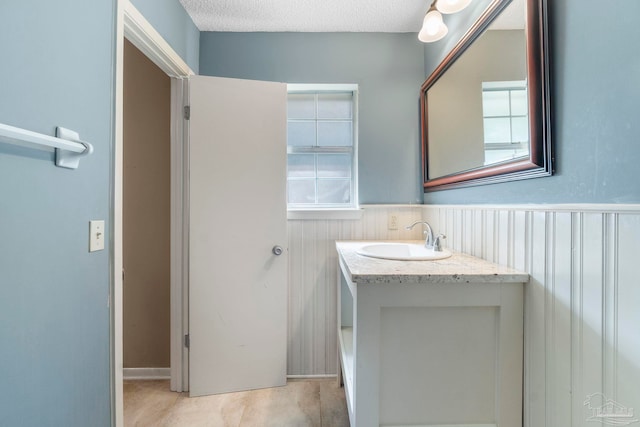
[{"x1": 421, "y1": 0, "x2": 551, "y2": 191}]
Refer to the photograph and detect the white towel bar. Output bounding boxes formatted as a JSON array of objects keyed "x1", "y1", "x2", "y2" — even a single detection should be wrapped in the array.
[{"x1": 0, "y1": 123, "x2": 93, "y2": 169}]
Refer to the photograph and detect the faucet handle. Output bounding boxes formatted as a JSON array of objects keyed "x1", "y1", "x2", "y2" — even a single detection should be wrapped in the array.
[{"x1": 433, "y1": 234, "x2": 447, "y2": 252}]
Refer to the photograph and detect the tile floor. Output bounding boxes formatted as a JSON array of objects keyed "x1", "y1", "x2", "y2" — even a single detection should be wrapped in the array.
[{"x1": 124, "y1": 379, "x2": 350, "y2": 427}]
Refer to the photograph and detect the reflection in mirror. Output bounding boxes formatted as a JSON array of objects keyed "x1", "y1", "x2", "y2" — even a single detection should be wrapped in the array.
[
  {"x1": 421, "y1": 0, "x2": 551, "y2": 191},
  {"x1": 428, "y1": 0, "x2": 527, "y2": 178}
]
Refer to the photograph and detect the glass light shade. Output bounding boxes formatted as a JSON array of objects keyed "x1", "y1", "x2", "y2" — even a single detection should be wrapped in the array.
[
  {"x1": 418, "y1": 10, "x2": 448, "y2": 42},
  {"x1": 436, "y1": 0, "x2": 472, "y2": 14}
]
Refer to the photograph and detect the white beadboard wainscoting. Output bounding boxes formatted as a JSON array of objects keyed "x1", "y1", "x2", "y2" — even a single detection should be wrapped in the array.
[
  {"x1": 422, "y1": 204, "x2": 640, "y2": 427},
  {"x1": 286, "y1": 205, "x2": 425, "y2": 376},
  {"x1": 287, "y1": 203, "x2": 640, "y2": 426}
]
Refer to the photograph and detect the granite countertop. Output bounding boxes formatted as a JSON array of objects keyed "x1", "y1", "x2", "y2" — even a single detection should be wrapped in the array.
[{"x1": 336, "y1": 240, "x2": 529, "y2": 285}]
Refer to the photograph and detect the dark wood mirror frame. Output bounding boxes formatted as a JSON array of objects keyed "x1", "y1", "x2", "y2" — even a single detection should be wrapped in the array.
[{"x1": 421, "y1": 0, "x2": 552, "y2": 191}]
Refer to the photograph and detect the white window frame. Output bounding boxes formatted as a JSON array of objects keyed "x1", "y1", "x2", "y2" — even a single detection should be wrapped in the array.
[
  {"x1": 286, "y1": 84, "x2": 359, "y2": 214},
  {"x1": 481, "y1": 80, "x2": 529, "y2": 165}
]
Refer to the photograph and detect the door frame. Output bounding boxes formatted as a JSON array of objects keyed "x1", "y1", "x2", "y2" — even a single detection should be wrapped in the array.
[{"x1": 113, "y1": 1, "x2": 193, "y2": 425}]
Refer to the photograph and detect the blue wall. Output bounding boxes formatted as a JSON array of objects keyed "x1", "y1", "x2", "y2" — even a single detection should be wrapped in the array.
[
  {"x1": 199, "y1": 32, "x2": 426, "y2": 204},
  {"x1": 131, "y1": 0, "x2": 200, "y2": 72},
  {"x1": 423, "y1": 0, "x2": 640, "y2": 204},
  {"x1": 0, "y1": 0, "x2": 196, "y2": 426},
  {"x1": 0, "y1": 1, "x2": 114, "y2": 425}
]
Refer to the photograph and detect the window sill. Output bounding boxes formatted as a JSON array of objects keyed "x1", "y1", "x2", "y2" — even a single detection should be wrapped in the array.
[{"x1": 287, "y1": 208, "x2": 363, "y2": 221}]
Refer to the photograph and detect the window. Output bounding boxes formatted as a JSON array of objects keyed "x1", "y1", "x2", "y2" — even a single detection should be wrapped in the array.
[
  {"x1": 481, "y1": 81, "x2": 529, "y2": 165},
  {"x1": 287, "y1": 84, "x2": 358, "y2": 209}
]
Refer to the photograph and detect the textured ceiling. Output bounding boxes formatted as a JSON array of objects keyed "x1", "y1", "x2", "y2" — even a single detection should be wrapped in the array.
[{"x1": 178, "y1": 0, "x2": 429, "y2": 32}]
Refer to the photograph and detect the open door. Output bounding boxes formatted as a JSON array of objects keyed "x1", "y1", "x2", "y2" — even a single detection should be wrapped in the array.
[{"x1": 188, "y1": 76, "x2": 288, "y2": 397}]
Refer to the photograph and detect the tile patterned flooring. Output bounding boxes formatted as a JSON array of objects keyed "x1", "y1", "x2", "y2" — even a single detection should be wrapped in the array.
[{"x1": 124, "y1": 379, "x2": 350, "y2": 427}]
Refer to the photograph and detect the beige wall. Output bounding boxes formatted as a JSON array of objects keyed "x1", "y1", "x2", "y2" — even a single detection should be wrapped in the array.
[{"x1": 123, "y1": 39, "x2": 171, "y2": 368}]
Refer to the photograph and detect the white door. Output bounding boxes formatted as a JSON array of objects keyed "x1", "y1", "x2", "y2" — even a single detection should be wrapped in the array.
[{"x1": 188, "y1": 75, "x2": 288, "y2": 397}]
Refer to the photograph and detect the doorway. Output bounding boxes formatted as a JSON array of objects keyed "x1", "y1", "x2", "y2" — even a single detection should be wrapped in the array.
[
  {"x1": 122, "y1": 38, "x2": 171, "y2": 380},
  {"x1": 114, "y1": 3, "x2": 289, "y2": 424},
  {"x1": 114, "y1": 3, "x2": 194, "y2": 424}
]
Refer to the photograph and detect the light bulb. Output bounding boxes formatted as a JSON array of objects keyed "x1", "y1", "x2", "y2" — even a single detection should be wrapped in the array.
[
  {"x1": 436, "y1": 0, "x2": 472, "y2": 14},
  {"x1": 418, "y1": 9, "x2": 448, "y2": 42},
  {"x1": 423, "y1": 10, "x2": 443, "y2": 35}
]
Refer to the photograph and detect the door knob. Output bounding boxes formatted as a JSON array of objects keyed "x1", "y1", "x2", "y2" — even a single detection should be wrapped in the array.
[{"x1": 272, "y1": 246, "x2": 284, "y2": 256}]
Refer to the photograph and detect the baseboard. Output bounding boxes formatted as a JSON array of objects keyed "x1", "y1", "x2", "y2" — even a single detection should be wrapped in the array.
[
  {"x1": 287, "y1": 374, "x2": 337, "y2": 380},
  {"x1": 123, "y1": 367, "x2": 170, "y2": 380},
  {"x1": 124, "y1": 370, "x2": 333, "y2": 382}
]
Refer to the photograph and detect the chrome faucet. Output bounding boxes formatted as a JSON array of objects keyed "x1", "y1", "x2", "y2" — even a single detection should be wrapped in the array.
[{"x1": 405, "y1": 221, "x2": 435, "y2": 249}]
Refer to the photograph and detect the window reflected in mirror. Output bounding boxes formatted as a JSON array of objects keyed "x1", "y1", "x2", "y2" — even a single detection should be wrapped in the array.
[{"x1": 481, "y1": 80, "x2": 528, "y2": 165}]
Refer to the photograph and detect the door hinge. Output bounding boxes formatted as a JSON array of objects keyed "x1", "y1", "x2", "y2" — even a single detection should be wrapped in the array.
[
  {"x1": 183, "y1": 106, "x2": 190, "y2": 120},
  {"x1": 184, "y1": 334, "x2": 190, "y2": 348}
]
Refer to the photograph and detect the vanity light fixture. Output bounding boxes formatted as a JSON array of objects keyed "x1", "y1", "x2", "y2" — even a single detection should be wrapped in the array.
[{"x1": 418, "y1": 0, "x2": 472, "y2": 43}]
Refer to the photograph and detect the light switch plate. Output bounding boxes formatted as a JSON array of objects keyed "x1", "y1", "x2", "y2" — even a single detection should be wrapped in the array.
[{"x1": 89, "y1": 220, "x2": 105, "y2": 252}]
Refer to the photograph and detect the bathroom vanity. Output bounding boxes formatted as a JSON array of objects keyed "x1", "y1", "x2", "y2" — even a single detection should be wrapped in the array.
[{"x1": 336, "y1": 241, "x2": 529, "y2": 427}]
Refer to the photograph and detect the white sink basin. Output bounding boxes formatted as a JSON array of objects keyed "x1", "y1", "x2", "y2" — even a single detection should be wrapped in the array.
[{"x1": 356, "y1": 243, "x2": 452, "y2": 261}]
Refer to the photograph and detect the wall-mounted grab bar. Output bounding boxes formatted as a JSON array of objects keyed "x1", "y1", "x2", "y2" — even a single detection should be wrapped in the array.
[{"x1": 0, "y1": 123, "x2": 93, "y2": 169}]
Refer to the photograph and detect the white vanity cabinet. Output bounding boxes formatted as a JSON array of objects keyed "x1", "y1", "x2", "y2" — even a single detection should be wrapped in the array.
[{"x1": 336, "y1": 241, "x2": 529, "y2": 427}]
